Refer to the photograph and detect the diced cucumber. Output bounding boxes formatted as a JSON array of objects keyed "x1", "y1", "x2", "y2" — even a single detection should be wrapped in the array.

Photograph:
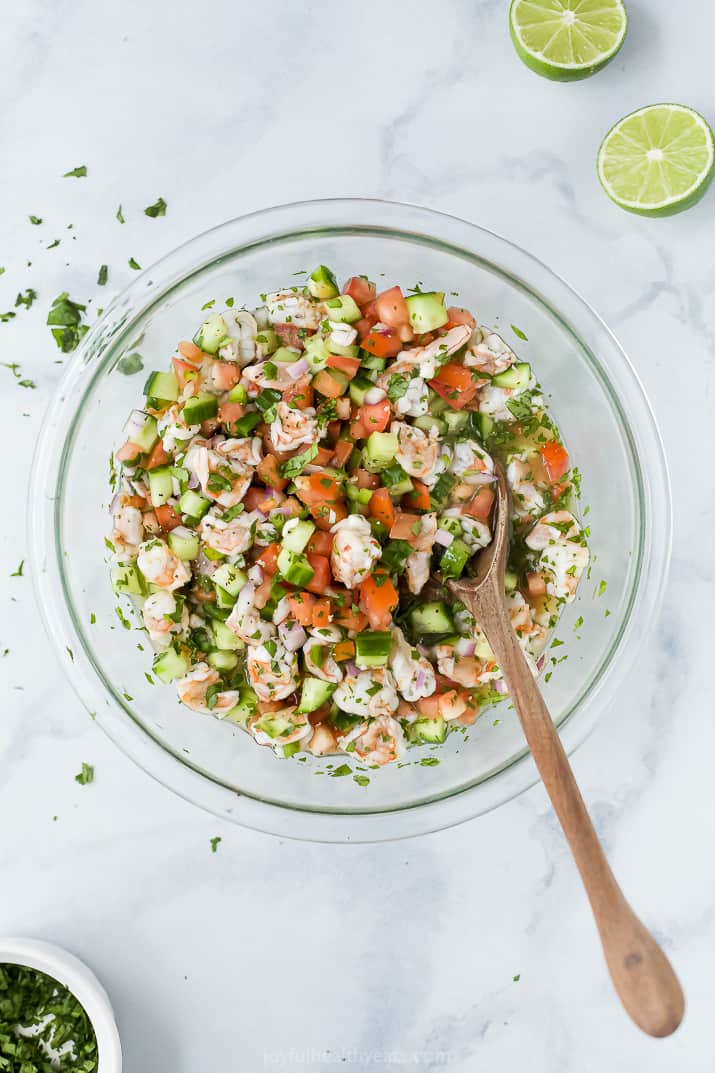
[
  {"x1": 439, "y1": 537, "x2": 471, "y2": 579},
  {"x1": 297, "y1": 676, "x2": 336, "y2": 714},
  {"x1": 208, "y1": 649, "x2": 239, "y2": 672},
  {"x1": 215, "y1": 585, "x2": 236, "y2": 609},
  {"x1": 308, "y1": 265, "x2": 339, "y2": 300},
  {"x1": 328, "y1": 341, "x2": 360, "y2": 357},
  {"x1": 212, "y1": 562, "x2": 247, "y2": 597},
  {"x1": 227, "y1": 383, "x2": 248, "y2": 404},
  {"x1": 429, "y1": 471, "x2": 457, "y2": 509},
  {"x1": 111, "y1": 563, "x2": 145, "y2": 596},
  {"x1": 224, "y1": 685, "x2": 258, "y2": 726},
  {"x1": 202, "y1": 601, "x2": 230, "y2": 623},
  {"x1": 414, "y1": 414, "x2": 446, "y2": 436},
  {"x1": 360, "y1": 353, "x2": 387, "y2": 372},
  {"x1": 277, "y1": 741, "x2": 302, "y2": 758},
  {"x1": 193, "y1": 313, "x2": 229, "y2": 355},
  {"x1": 437, "y1": 514, "x2": 462, "y2": 537},
  {"x1": 147, "y1": 466, "x2": 174, "y2": 507},
  {"x1": 178, "y1": 489, "x2": 210, "y2": 520},
  {"x1": 182, "y1": 392, "x2": 218, "y2": 425},
  {"x1": 144, "y1": 370, "x2": 179, "y2": 403},
  {"x1": 282, "y1": 518, "x2": 316, "y2": 555},
  {"x1": 212, "y1": 621, "x2": 244, "y2": 651},
  {"x1": 355, "y1": 630, "x2": 392, "y2": 668},
  {"x1": 349, "y1": 374, "x2": 374, "y2": 406},
  {"x1": 504, "y1": 569, "x2": 518, "y2": 593},
  {"x1": 363, "y1": 431, "x2": 398, "y2": 472},
  {"x1": 470, "y1": 412, "x2": 493, "y2": 442},
  {"x1": 318, "y1": 368, "x2": 349, "y2": 396},
  {"x1": 443, "y1": 410, "x2": 469, "y2": 435},
  {"x1": 381, "y1": 463, "x2": 414, "y2": 498},
  {"x1": 322, "y1": 294, "x2": 361, "y2": 324},
  {"x1": 203, "y1": 546, "x2": 224, "y2": 562},
  {"x1": 231, "y1": 411, "x2": 263, "y2": 437},
  {"x1": 407, "y1": 716, "x2": 447, "y2": 744},
  {"x1": 256, "y1": 713, "x2": 295, "y2": 739},
  {"x1": 303, "y1": 335, "x2": 332, "y2": 373},
  {"x1": 427, "y1": 390, "x2": 449, "y2": 417},
  {"x1": 255, "y1": 329, "x2": 279, "y2": 356},
  {"x1": 276, "y1": 548, "x2": 315, "y2": 587},
  {"x1": 409, "y1": 602, "x2": 454, "y2": 637},
  {"x1": 380, "y1": 539, "x2": 412, "y2": 574},
  {"x1": 168, "y1": 525, "x2": 200, "y2": 561},
  {"x1": 492, "y1": 362, "x2": 531, "y2": 390},
  {"x1": 273, "y1": 346, "x2": 301, "y2": 363},
  {"x1": 406, "y1": 292, "x2": 448, "y2": 333},
  {"x1": 346, "y1": 483, "x2": 374, "y2": 507},
  {"x1": 153, "y1": 646, "x2": 190, "y2": 683},
  {"x1": 123, "y1": 410, "x2": 158, "y2": 452}
]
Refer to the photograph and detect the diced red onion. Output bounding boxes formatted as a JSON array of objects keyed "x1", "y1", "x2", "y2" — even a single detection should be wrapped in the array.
[
  {"x1": 470, "y1": 472, "x2": 497, "y2": 486},
  {"x1": 537, "y1": 654, "x2": 547, "y2": 673},
  {"x1": 346, "y1": 661, "x2": 359, "y2": 677},
  {"x1": 287, "y1": 358, "x2": 309, "y2": 379},
  {"x1": 247, "y1": 564, "x2": 264, "y2": 584},
  {"x1": 364, "y1": 386, "x2": 386, "y2": 405},
  {"x1": 187, "y1": 471, "x2": 200, "y2": 489},
  {"x1": 279, "y1": 620, "x2": 307, "y2": 652},
  {"x1": 455, "y1": 638, "x2": 476, "y2": 658},
  {"x1": 415, "y1": 668, "x2": 426, "y2": 691},
  {"x1": 435, "y1": 528, "x2": 454, "y2": 547},
  {"x1": 273, "y1": 596, "x2": 291, "y2": 625},
  {"x1": 494, "y1": 678, "x2": 508, "y2": 695},
  {"x1": 109, "y1": 493, "x2": 122, "y2": 516}
]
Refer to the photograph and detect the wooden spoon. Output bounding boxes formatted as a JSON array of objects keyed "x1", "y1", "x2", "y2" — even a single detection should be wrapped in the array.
[{"x1": 447, "y1": 462, "x2": 685, "y2": 1037}]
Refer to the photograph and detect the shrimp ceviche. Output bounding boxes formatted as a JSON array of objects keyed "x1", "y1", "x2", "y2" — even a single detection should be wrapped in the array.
[{"x1": 109, "y1": 267, "x2": 589, "y2": 766}]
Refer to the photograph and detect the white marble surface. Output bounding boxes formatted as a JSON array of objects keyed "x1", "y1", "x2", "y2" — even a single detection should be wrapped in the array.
[{"x1": 1, "y1": 0, "x2": 714, "y2": 1069}]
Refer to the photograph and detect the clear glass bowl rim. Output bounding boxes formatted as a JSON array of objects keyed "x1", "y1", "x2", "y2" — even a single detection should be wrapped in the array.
[{"x1": 29, "y1": 198, "x2": 672, "y2": 843}]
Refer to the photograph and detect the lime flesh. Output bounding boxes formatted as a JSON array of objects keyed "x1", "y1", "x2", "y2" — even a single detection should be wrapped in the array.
[
  {"x1": 598, "y1": 104, "x2": 715, "y2": 216},
  {"x1": 510, "y1": 0, "x2": 628, "y2": 81}
]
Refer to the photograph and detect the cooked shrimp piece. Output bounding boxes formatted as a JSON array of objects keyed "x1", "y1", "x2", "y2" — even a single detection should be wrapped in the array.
[
  {"x1": 137, "y1": 539, "x2": 192, "y2": 591},
  {"x1": 226, "y1": 583, "x2": 276, "y2": 645},
  {"x1": 199, "y1": 510, "x2": 260, "y2": 556},
  {"x1": 327, "y1": 320, "x2": 358, "y2": 348},
  {"x1": 432, "y1": 643, "x2": 492, "y2": 688},
  {"x1": 405, "y1": 550, "x2": 430, "y2": 595},
  {"x1": 176, "y1": 662, "x2": 239, "y2": 715},
  {"x1": 393, "y1": 421, "x2": 450, "y2": 488},
  {"x1": 142, "y1": 591, "x2": 188, "y2": 646},
  {"x1": 270, "y1": 401, "x2": 317, "y2": 452},
  {"x1": 407, "y1": 512, "x2": 439, "y2": 552},
  {"x1": 478, "y1": 373, "x2": 532, "y2": 421},
  {"x1": 303, "y1": 636, "x2": 343, "y2": 684},
  {"x1": 242, "y1": 360, "x2": 298, "y2": 393},
  {"x1": 158, "y1": 404, "x2": 200, "y2": 454},
  {"x1": 389, "y1": 626, "x2": 436, "y2": 702},
  {"x1": 506, "y1": 454, "x2": 546, "y2": 520},
  {"x1": 113, "y1": 504, "x2": 144, "y2": 548},
  {"x1": 217, "y1": 309, "x2": 259, "y2": 366},
  {"x1": 441, "y1": 508, "x2": 491, "y2": 551},
  {"x1": 525, "y1": 511, "x2": 589, "y2": 602},
  {"x1": 214, "y1": 436, "x2": 263, "y2": 466},
  {"x1": 449, "y1": 441, "x2": 495, "y2": 485},
  {"x1": 250, "y1": 705, "x2": 314, "y2": 749},
  {"x1": 186, "y1": 444, "x2": 253, "y2": 508},
  {"x1": 339, "y1": 714, "x2": 406, "y2": 766},
  {"x1": 464, "y1": 328, "x2": 516, "y2": 376},
  {"x1": 333, "y1": 667, "x2": 399, "y2": 719},
  {"x1": 389, "y1": 324, "x2": 471, "y2": 380},
  {"x1": 330, "y1": 515, "x2": 381, "y2": 589},
  {"x1": 308, "y1": 723, "x2": 339, "y2": 756},
  {"x1": 265, "y1": 290, "x2": 322, "y2": 330},
  {"x1": 246, "y1": 640, "x2": 300, "y2": 702}
]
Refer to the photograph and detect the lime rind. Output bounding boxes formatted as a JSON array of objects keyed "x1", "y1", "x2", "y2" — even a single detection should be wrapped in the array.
[
  {"x1": 510, "y1": 0, "x2": 628, "y2": 81},
  {"x1": 597, "y1": 104, "x2": 715, "y2": 216}
]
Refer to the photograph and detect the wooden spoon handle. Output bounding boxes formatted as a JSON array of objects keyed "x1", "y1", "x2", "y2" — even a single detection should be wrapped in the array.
[{"x1": 477, "y1": 599, "x2": 685, "y2": 1037}]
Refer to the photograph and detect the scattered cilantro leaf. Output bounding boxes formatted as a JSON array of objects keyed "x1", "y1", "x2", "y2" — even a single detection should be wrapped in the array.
[
  {"x1": 128, "y1": 257, "x2": 141, "y2": 270},
  {"x1": 47, "y1": 238, "x2": 61, "y2": 248},
  {"x1": 279, "y1": 443, "x2": 318, "y2": 480},
  {"x1": 75, "y1": 762, "x2": 94, "y2": 785},
  {"x1": 144, "y1": 196, "x2": 167, "y2": 218},
  {"x1": 97, "y1": 264, "x2": 108, "y2": 286},
  {"x1": 47, "y1": 291, "x2": 88, "y2": 353},
  {"x1": 116, "y1": 204, "x2": 125, "y2": 223},
  {"x1": 10, "y1": 560, "x2": 24, "y2": 577},
  {"x1": 511, "y1": 325, "x2": 528, "y2": 341},
  {"x1": 420, "y1": 757, "x2": 440, "y2": 766},
  {"x1": 28, "y1": 215, "x2": 42, "y2": 225},
  {"x1": 210, "y1": 836, "x2": 222, "y2": 853},
  {"x1": 63, "y1": 164, "x2": 87, "y2": 177},
  {"x1": 0, "y1": 310, "x2": 16, "y2": 323},
  {"x1": 353, "y1": 774, "x2": 370, "y2": 787},
  {"x1": 331, "y1": 764, "x2": 352, "y2": 777}
]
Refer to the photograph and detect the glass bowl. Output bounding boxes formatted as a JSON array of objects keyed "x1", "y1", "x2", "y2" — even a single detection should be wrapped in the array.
[{"x1": 29, "y1": 199, "x2": 671, "y2": 842}]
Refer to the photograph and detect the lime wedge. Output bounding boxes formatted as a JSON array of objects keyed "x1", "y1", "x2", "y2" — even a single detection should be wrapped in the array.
[
  {"x1": 597, "y1": 104, "x2": 715, "y2": 216},
  {"x1": 510, "y1": 0, "x2": 627, "y2": 81}
]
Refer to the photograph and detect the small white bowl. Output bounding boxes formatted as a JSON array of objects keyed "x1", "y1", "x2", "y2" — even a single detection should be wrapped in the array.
[{"x1": 0, "y1": 937, "x2": 122, "y2": 1071}]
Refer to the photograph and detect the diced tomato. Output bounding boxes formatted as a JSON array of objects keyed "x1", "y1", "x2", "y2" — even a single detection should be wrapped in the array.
[
  {"x1": 256, "y1": 542, "x2": 281, "y2": 576},
  {"x1": 209, "y1": 361, "x2": 241, "y2": 391},
  {"x1": 343, "y1": 276, "x2": 376, "y2": 308},
  {"x1": 116, "y1": 440, "x2": 144, "y2": 463},
  {"x1": 390, "y1": 512, "x2": 423, "y2": 542},
  {"x1": 244, "y1": 486, "x2": 285, "y2": 513},
  {"x1": 313, "y1": 368, "x2": 348, "y2": 399},
  {"x1": 333, "y1": 600, "x2": 368, "y2": 633},
  {"x1": 416, "y1": 689, "x2": 468, "y2": 720},
  {"x1": 526, "y1": 571, "x2": 547, "y2": 598},
  {"x1": 354, "y1": 316, "x2": 376, "y2": 341},
  {"x1": 349, "y1": 416, "x2": 367, "y2": 441},
  {"x1": 254, "y1": 576, "x2": 274, "y2": 609},
  {"x1": 357, "y1": 398, "x2": 391, "y2": 433},
  {"x1": 274, "y1": 322, "x2": 311, "y2": 349},
  {"x1": 369, "y1": 487, "x2": 396, "y2": 529},
  {"x1": 403, "y1": 479, "x2": 431, "y2": 512},
  {"x1": 177, "y1": 340, "x2": 205, "y2": 363},
  {"x1": 332, "y1": 440, "x2": 353, "y2": 466},
  {"x1": 539, "y1": 441, "x2": 570, "y2": 484},
  {"x1": 311, "y1": 501, "x2": 348, "y2": 530},
  {"x1": 306, "y1": 553, "x2": 331, "y2": 595},
  {"x1": 155, "y1": 503, "x2": 182, "y2": 531},
  {"x1": 428, "y1": 363, "x2": 478, "y2": 409},
  {"x1": 144, "y1": 440, "x2": 171, "y2": 470},
  {"x1": 294, "y1": 473, "x2": 343, "y2": 507},
  {"x1": 172, "y1": 357, "x2": 200, "y2": 390},
  {"x1": 218, "y1": 401, "x2": 246, "y2": 428},
  {"x1": 306, "y1": 530, "x2": 334, "y2": 556},
  {"x1": 256, "y1": 454, "x2": 288, "y2": 491},
  {"x1": 122, "y1": 494, "x2": 146, "y2": 510},
  {"x1": 360, "y1": 326, "x2": 402, "y2": 358},
  {"x1": 314, "y1": 446, "x2": 335, "y2": 467},
  {"x1": 281, "y1": 496, "x2": 303, "y2": 518},
  {"x1": 446, "y1": 306, "x2": 476, "y2": 330},
  {"x1": 283, "y1": 376, "x2": 314, "y2": 411},
  {"x1": 355, "y1": 469, "x2": 380, "y2": 489},
  {"x1": 464, "y1": 486, "x2": 495, "y2": 522},
  {"x1": 334, "y1": 640, "x2": 355, "y2": 662},
  {"x1": 326, "y1": 420, "x2": 342, "y2": 443},
  {"x1": 360, "y1": 571, "x2": 399, "y2": 630},
  {"x1": 375, "y1": 286, "x2": 410, "y2": 328},
  {"x1": 458, "y1": 696, "x2": 480, "y2": 726},
  {"x1": 312, "y1": 598, "x2": 333, "y2": 628},
  {"x1": 551, "y1": 480, "x2": 570, "y2": 500},
  {"x1": 327, "y1": 354, "x2": 361, "y2": 379},
  {"x1": 287, "y1": 592, "x2": 315, "y2": 626}
]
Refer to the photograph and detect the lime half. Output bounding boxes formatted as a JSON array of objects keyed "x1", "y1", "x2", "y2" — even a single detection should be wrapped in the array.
[
  {"x1": 510, "y1": 0, "x2": 627, "y2": 81},
  {"x1": 598, "y1": 104, "x2": 715, "y2": 216}
]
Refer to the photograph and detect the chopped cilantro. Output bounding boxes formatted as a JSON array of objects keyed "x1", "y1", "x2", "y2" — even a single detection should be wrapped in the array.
[
  {"x1": 47, "y1": 238, "x2": 61, "y2": 249},
  {"x1": 0, "y1": 311, "x2": 17, "y2": 323},
  {"x1": 210, "y1": 836, "x2": 222, "y2": 853},
  {"x1": 144, "y1": 196, "x2": 167, "y2": 218},
  {"x1": 63, "y1": 164, "x2": 87, "y2": 177},
  {"x1": 201, "y1": 299, "x2": 216, "y2": 310},
  {"x1": 420, "y1": 757, "x2": 440, "y2": 767},
  {"x1": 511, "y1": 325, "x2": 528, "y2": 341},
  {"x1": 353, "y1": 774, "x2": 370, "y2": 787},
  {"x1": 28, "y1": 215, "x2": 42, "y2": 225},
  {"x1": 0, "y1": 963, "x2": 99, "y2": 1069},
  {"x1": 279, "y1": 443, "x2": 319, "y2": 479},
  {"x1": 97, "y1": 264, "x2": 108, "y2": 286},
  {"x1": 128, "y1": 256, "x2": 141, "y2": 270},
  {"x1": 597, "y1": 579, "x2": 607, "y2": 597},
  {"x1": 47, "y1": 292, "x2": 88, "y2": 353},
  {"x1": 10, "y1": 560, "x2": 24, "y2": 577},
  {"x1": 15, "y1": 288, "x2": 38, "y2": 310},
  {"x1": 75, "y1": 762, "x2": 94, "y2": 785},
  {"x1": 386, "y1": 374, "x2": 410, "y2": 402},
  {"x1": 513, "y1": 973, "x2": 521, "y2": 982},
  {"x1": 116, "y1": 204, "x2": 125, "y2": 223},
  {"x1": 331, "y1": 764, "x2": 352, "y2": 777},
  {"x1": 66, "y1": 647, "x2": 74, "y2": 662}
]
